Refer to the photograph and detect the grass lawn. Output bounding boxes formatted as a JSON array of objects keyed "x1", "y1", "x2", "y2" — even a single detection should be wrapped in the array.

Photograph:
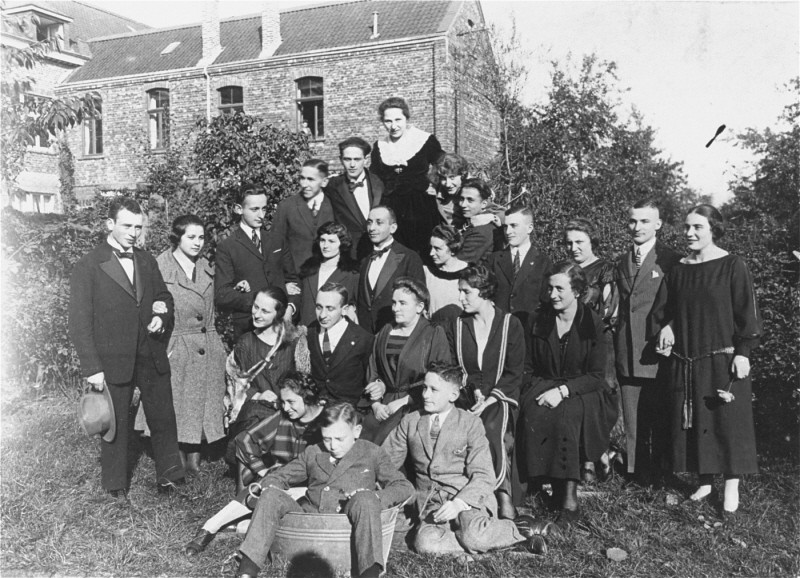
[{"x1": 1, "y1": 383, "x2": 798, "y2": 578}]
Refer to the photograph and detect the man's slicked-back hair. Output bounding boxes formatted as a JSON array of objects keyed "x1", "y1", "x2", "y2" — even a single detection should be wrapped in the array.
[
  {"x1": 108, "y1": 197, "x2": 143, "y2": 220},
  {"x1": 426, "y1": 361, "x2": 464, "y2": 390},
  {"x1": 370, "y1": 205, "x2": 397, "y2": 224},
  {"x1": 632, "y1": 198, "x2": 661, "y2": 215},
  {"x1": 236, "y1": 183, "x2": 267, "y2": 206},
  {"x1": 303, "y1": 158, "x2": 329, "y2": 177},
  {"x1": 318, "y1": 281, "x2": 349, "y2": 307},
  {"x1": 338, "y1": 136, "x2": 371, "y2": 156},
  {"x1": 505, "y1": 203, "x2": 533, "y2": 220},
  {"x1": 320, "y1": 401, "x2": 361, "y2": 427}
]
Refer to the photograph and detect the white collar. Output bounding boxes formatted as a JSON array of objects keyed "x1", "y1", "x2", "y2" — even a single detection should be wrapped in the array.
[
  {"x1": 321, "y1": 316, "x2": 348, "y2": 341},
  {"x1": 634, "y1": 237, "x2": 657, "y2": 258},
  {"x1": 307, "y1": 193, "x2": 324, "y2": 210},
  {"x1": 512, "y1": 239, "x2": 531, "y2": 258},
  {"x1": 240, "y1": 221, "x2": 259, "y2": 238},
  {"x1": 348, "y1": 171, "x2": 366, "y2": 185},
  {"x1": 107, "y1": 235, "x2": 131, "y2": 253},
  {"x1": 172, "y1": 249, "x2": 196, "y2": 279},
  {"x1": 431, "y1": 406, "x2": 453, "y2": 427},
  {"x1": 376, "y1": 125, "x2": 430, "y2": 166}
]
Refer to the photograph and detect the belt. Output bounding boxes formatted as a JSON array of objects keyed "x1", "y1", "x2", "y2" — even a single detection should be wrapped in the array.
[{"x1": 671, "y1": 346, "x2": 734, "y2": 429}]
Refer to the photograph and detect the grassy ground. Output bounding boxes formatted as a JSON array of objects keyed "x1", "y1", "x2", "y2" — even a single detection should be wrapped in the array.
[{"x1": 1, "y1": 384, "x2": 798, "y2": 577}]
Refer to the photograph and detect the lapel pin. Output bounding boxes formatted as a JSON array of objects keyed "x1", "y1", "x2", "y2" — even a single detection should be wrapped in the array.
[{"x1": 652, "y1": 271, "x2": 659, "y2": 278}]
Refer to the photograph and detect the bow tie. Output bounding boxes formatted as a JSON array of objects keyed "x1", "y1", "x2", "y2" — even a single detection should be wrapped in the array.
[
  {"x1": 348, "y1": 180, "x2": 364, "y2": 192},
  {"x1": 370, "y1": 246, "x2": 391, "y2": 260},
  {"x1": 115, "y1": 250, "x2": 133, "y2": 260}
]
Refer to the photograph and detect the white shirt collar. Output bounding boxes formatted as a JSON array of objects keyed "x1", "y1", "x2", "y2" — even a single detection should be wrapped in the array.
[
  {"x1": 430, "y1": 406, "x2": 453, "y2": 429},
  {"x1": 240, "y1": 221, "x2": 259, "y2": 238},
  {"x1": 307, "y1": 193, "x2": 324, "y2": 211},
  {"x1": 512, "y1": 238, "x2": 531, "y2": 259},
  {"x1": 634, "y1": 237, "x2": 657, "y2": 258},
  {"x1": 107, "y1": 235, "x2": 131, "y2": 253},
  {"x1": 348, "y1": 171, "x2": 366, "y2": 185},
  {"x1": 320, "y1": 316, "x2": 348, "y2": 350},
  {"x1": 172, "y1": 249, "x2": 196, "y2": 279}
]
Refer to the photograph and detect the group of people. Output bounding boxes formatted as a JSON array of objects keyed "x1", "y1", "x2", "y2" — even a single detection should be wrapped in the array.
[{"x1": 68, "y1": 96, "x2": 762, "y2": 578}]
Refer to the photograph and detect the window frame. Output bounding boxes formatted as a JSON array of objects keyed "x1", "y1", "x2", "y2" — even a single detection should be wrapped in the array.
[
  {"x1": 218, "y1": 85, "x2": 244, "y2": 115},
  {"x1": 146, "y1": 88, "x2": 170, "y2": 150},
  {"x1": 295, "y1": 76, "x2": 324, "y2": 140},
  {"x1": 83, "y1": 100, "x2": 103, "y2": 157}
]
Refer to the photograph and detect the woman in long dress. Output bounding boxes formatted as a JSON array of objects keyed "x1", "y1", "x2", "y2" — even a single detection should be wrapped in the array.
[
  {"x1": 652, "y1": 204, "x2": 761, "y2": 517},
  {"x1": 446, "y1": 265, "x2": 525, "y2": 519},
  {"x1": 360, "y1": 277, "x2": 451, "y2": 445},
  {"x1": 519, "y1": 262, "x2": 612, "y2": 527},
  {"x1": 297, "y1": 221, "x2": 359, "y2": 326},
  {"x1": 150, "y1": 215, "x2": 227, "y2": 475},
  {"x1": 424, "y1": 224, "x2": 468, "y2": 324},
  {"x1": 370, "y1": 97, "x2": 443, "y2": 256}
]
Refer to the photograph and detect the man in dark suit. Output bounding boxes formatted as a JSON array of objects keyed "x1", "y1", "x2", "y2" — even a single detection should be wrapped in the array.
[
  {"x1": 68, "y1": 198, "x2": 184, "y2": 497},
  {"x1": 486, "y1": 205, "x2": 551, "y2": 326},
  {"x1": 308, "y1": 282, "x2": 374, "y2": 406},
  {"x1": 356, "y1": 206, "x2": 425, "y2": 333},
  {"x1": 271, "y1": 159, "x2": 335, "y2": 283},
  {"x1": 614, "y1": 199, "x2": 681, "y2": 483},
  {"x1": 215, "y1": 183, "x2": 287, "y2": 340},
  {"x1": 325, "y1": 137, "x2": 384, "y2": 261}
]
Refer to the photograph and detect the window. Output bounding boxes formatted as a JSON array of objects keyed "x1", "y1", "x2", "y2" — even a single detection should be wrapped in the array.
[
  {"x1": 218, "y1": 86, "x2": 244, "y2": 115},
  {"x1": 36, "y1": 21, "x2": 63, "y2": 43},
  {"x1": 24, "y1": 94, "x2": 53, "y2": 149},
  {"x1": 147, "y1": 88, "x2": 169, "y2": 149},
  {"x1": 84, "y1": 100, "x2": 103, "y2": 156},
  {"x1": 295, "y1": 77, "x2": 323, "y2": 139}
]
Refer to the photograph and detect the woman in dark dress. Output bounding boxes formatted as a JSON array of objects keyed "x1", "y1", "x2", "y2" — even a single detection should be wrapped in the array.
[
  {"x1": 297, "y1": 221, "x2": 359, "y2": 326},
  {"x1": 361, "y1": 277, "x2": 451, "y2": 445},
  {"x1": 652, "y1": 205, "x2": 761, "y2": 517},
  {"x1": 446, "y1": 265, "x2": 525, "y2": 519},
  {"x1": 371, "y1": 97, "x2": 443, "y2": 256},
  {"x1": 519, "y1": 262, "x2": 613, "y2": 526},
  {"x1": 564, "y1": 218, "x2": 619, "y2": 482}
]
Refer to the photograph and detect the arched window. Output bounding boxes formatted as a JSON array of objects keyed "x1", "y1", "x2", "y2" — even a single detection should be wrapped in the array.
[
  {"x1": 218, "y1": 86, "x2": 244, "y2": 115},
  {"x1": 295, "y1": 77, "x2": 323, "y2": 139},
  {"x1": 84, "y1": 99, "x2": 103, "y2": 156},
  {"x1": 147, "y1": 88, "x2": 169, "y2": 149}
]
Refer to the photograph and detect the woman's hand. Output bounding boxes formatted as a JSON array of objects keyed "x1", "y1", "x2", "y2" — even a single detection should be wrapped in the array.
[
  {"x1": 385, "y1": 396, "x2": 408, "y2": 416},
  {"x1": 657, "y1": 325, "x2": 675, "y2": 356},
  {"x1": 731, "y1": 355, "x2": 750, "y2": 380},
  {"x1": 364, "y1": 380, "x2": 386, "y2": 401},
  {"x1": 469, "y1": 395, "x2": 496, "y2": 417},
  {"x1": 372, "y1": 403, "x2": 391, "y2": 422},
  {"x1": 253, "y1": 390, "x2": 277, "y2": 403},
  {"x1": 536, "y1": 388, "x2": 563, "y2": 409}
]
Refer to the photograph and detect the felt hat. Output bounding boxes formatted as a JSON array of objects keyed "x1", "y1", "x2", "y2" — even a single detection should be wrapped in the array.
[{"x1": 77, "y1": 386, "x2": 116, "y2": 443}]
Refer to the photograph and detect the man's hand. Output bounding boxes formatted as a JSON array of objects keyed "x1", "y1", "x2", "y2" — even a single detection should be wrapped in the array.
[
  {"x1": 285, "y1": 282, "x2": 301, "y2": 296},
  {"x1": 432, "y1": 499, "x2": 469, "y2": 523},
  {"x1": 657, "y1": 325, "x2": 675, "y2": 356},
  {"x1": 87, "y1": 372, "x2": 105, "y2": 391},
  {"x1": 147, "y1": 316, "x2": 164, "y2": 334},
  {"x1": 253, "y1": 390, "x2": 278, "y2": 403},
  {"x1": 235, "y1": 280, "x2": 251, "y2": 293},
  {"x1": 372, "y1": 403, "x2": 391, "y2": 422},
  {"x1": 364, "y1": 380, "x2": 386, "y2": 401}
]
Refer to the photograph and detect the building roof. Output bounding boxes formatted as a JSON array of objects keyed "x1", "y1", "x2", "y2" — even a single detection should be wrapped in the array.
[{"x1": 64, "y1": 0, "x2": 464, "y2": 84}]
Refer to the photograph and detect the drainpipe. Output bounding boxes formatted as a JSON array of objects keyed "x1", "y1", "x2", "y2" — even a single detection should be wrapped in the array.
[{"x1": 203, "y1": 64, "x2": 211, "y2": 128}]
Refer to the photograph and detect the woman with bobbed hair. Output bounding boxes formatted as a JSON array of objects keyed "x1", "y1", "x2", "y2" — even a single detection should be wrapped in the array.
[
  {"x1": 137, "y1": 214, "x2": 227, "y2": 475},
  {"x1": 434, "y1": 152, "x2": 470, "y2": 226},
  {"x1": 370, "y1": 96, "x2": 444, "y2": 256},
  {"x1": 446, "y1": 265, "x2": 526, "y2": 519},
  {"x1": 651, "y1": 204, "x2": 761, "y2": 517},
  {"x1": 297, "y1": 221, "x2": 359, "y2": 326},
  {"x1": 361, "y1": 277, "x2": 451, "y2": 445},
  {"x1": 519, "y1": 261, "x2": 614, "y2": 526},
  {"x1": 424, "y1": 224, "x2": 469, "y2": 323}
]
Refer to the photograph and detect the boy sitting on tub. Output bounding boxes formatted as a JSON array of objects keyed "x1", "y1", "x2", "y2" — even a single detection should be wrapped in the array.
[{"x1": 235, "y1": 401, "x2": 414, "y2": 578}]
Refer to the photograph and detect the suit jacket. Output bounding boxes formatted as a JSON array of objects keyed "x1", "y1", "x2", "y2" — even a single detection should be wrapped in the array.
[
  {"x1": 382, "y1": 408, "x2": 498, "y2": 516},
  {"x1": 299, "y1": 267, "x2": 359, "y2": 326},
  {"x1": 325, "y1": 172, "x2": 384, "y2": 261},
  {"x1": 487, "y1": 244, "x2": 552, "y2": 326},
  {"x1": 68, "y1": 241, "x2": 174, "y2": 383},
  {"x1": 271, "y1": 194, "x2": 335, "y2": 281},
  {"x1": 261, "y1": 439, "x2": 414, "y2": 513},
  {"x1": 356, "y1": 241, "x2": 425, "y2": 333},
  {"x1": 215, "y1": 226, "x2": 285, "y2": 330},
  {"x1": 614, "y1": 241, "x2": 681, "y2": 379},
  {"x1": 456, "y1": 223, "x2": 497, "y2": 265},
  {"x1": 307, "y1": 320, "x2": 374, "y2": 406}
]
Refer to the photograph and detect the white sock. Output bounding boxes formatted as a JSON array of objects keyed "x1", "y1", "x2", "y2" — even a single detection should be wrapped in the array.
[
  {"x1": 202, "y1": 501, "x2": 251, "y2": 533},
  {"x1": 723, "y1": 478, "x2": 740, "y2": 512},
  {"x1": 690, "y1": 484, "x2": 713, "y2": 501}
]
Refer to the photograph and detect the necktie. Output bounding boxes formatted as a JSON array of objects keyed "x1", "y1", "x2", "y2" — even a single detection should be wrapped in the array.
[
  {"x1": 370, "y1": 246, "x2": 390, "y2": 261},
  {"x1": 348, "y1": 180, "x2": 364, "y2": 192},
  {"x1": 430, "y1": 414, "x2": 441, "y2": 442},
  {"x1": 115, "y1": 250, "x2": 133, "y2": 260},
  {"x1": 311, "y1": 205, "x2": 319, "y2": 218},
  {"x1": 251, "y1": 230, "x2": 260, "y2": 252},
  {"x1": 322, "y1": 329, "x2": 332, "y2": 362},
  {"x1": 512, "y1": 250, "x2": 521, "y2": 277},
  {"x1": 635, "y1": 247, "x2": 643, "y2": 269}
]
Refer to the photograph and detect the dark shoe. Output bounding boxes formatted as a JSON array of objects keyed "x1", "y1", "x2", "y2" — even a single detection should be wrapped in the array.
[
  {"x1": 184, "y1": 528, "x2": 215, "y2": 556},
  {"x1": 555, "y1": 508, "x2": 580, "y2": 529},
  {"x1": 109, "y1": 488, "x2": 128, "y2": 499},
  {"x1": 525, "y1": 534, "x2": 547, "y2": 555},
  {"x1": 157, "y1": 477, "x2": 186, "y2": 495},
  {"x1": 581, "y1": 463, "x2": 597, "y2": 484},
  {"x1": 514, "y1": 514, "x2": 555, "y2": 537},
  {"x1": 496, "y1": 491, "x2": 518, "y2": 520}
]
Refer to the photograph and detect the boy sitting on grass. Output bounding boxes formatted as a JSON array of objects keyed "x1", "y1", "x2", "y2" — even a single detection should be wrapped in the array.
[
  {"x1": 382, "y1": 362, "x2": 551, "y2": 556},
  {"x1": 235, "y1": 401, "x2": 414, "y2": 578}
]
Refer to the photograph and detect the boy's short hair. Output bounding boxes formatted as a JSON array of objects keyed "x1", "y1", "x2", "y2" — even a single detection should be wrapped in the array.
[
  {"x1": 505, "y1": 204, "x2": 533, "y2": 220},
  {"x1": 426, "y1": 361, "x2": 464, "y2": 390},
  {"x1": 236, "y1": 183, "x2": 267, "y2": 206},
  {"x1": 303, "y1": 158, "x2": 329, "y2": 177},
  {"x1": 318, "y1": 281, "x2": 349, "y2": 307},
  {"x1": 108, "y1": 197, "x2": 142, "y2": 220},
  {"x1": 338, "y1": 137, "x2": 371, "y2": 157},
  {"x1": 320, "y1": 401, "x2": 361, "y2": 427}
]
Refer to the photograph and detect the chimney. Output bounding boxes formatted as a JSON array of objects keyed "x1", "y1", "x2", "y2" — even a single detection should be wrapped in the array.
[
  {"x1": 370, "y1": 11, "x2": 380, "y2": 39},
  {"x1": 201, "y1": 1, "x2": 221, "y2": 62},
  {"x1": 260, "y1": 3, "x2": 281, "y2": 58}
]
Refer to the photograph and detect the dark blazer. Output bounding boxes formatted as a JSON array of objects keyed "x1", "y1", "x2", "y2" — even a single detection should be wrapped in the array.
[
  {"x1": 68, "y1": 242, "x2": 173, "y2": 383},
  {"x1": 356, "y1": 241, "x2": 425, "y2": 333},
  {"x1": 307, "y1": 320, "x2": 374, "y2": 406},
  {"x1": 325, "y1": 172, "x2": 384, "y2": 261},
  {"x1": 298, "y1": 267, "x2": 359, "y2": 326},
  {"x1": 614, "y1": 241, "x2": 681, "y2": 379},
  {"x1": 261, "y1": 439, "x2": 414, "y2": 513},
  {"x1": 271, "y1": 194, "x2": 335, "y2": 281},
  {"x1": 457, "y1": 223, "x2": 498, "y2": 265},
  {"x1": 487, "y1": 244, "x2": 552, "y2": 326}
]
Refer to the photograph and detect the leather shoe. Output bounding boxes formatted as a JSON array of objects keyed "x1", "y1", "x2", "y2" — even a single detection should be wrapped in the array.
[
  {"x1": 525, "y1": 534, "x2": 547, "y2": 555},
  {"x1": 157, "y1": 478, "x2": 186, "y2": 495},
  {"x1": 555, "y1": 508, "x2": 581, "y2": 529},
  {"x1": 109, "y1": 489, "x2": 128, "y2": 499},
  {"x1": 514, "y1": 514, "x2": 555, "y2": 537},
  {"x1": 184, "y1": 528, "x2": 215, "y2": 556}
]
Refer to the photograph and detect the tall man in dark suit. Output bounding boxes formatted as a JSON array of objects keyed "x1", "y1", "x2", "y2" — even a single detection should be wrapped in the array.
[
  {"x1": 614, "y1": 199, "x2": 681, "y2": 482},
  {"x1": 69, "y1": 198, "x2": 184, "y2": 497},
  {"x1": 486, "y1": 205, "x2": 551, "y2": 326},
  {"x1": 308, "y1": 282, "x2": 374, "y2": 406},
  {"x1": 356, "y1": 206, "x2": 425, "y2": 333},
  {"x1": 325, "y1": 137, "x2": 384, "y2": 261},
  {"x1": 215, "y1": 184, "x2": 287, "y2": 340}
]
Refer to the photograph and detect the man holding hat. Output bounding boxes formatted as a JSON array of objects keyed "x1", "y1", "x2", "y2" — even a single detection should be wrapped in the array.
[{"x1": 69, "y1": 197, "x2": 184, "y2": 498}]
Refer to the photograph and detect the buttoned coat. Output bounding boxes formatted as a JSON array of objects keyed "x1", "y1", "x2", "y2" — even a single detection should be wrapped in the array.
[
  {"x1": 486, "y1": 245, "x2": 552, "y2": 326},
  {"x1": 155, "y1": 251, "x2": 227, "y2": 444},
  {"x1": 356, "y1": 241, "x2": 426, "y2": 333},
  {"x1": 307, "y1": 320, "x2": 374, "y2": 406},
  {"x1": 614, "y1": 242, "x2": 681, "y2": 379},
  {"x1": 260, "y1": 439, "x2": 414, "y2": 513},
  {"x1": 325, "y1": 172, "x2": 384, "y2": 261},
  {"x1": 271, "y1": 193, "x2": 335, "y2": 281},
  {"x1": 382, "y1": 409, "x2": 498, "y2": 516}
]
